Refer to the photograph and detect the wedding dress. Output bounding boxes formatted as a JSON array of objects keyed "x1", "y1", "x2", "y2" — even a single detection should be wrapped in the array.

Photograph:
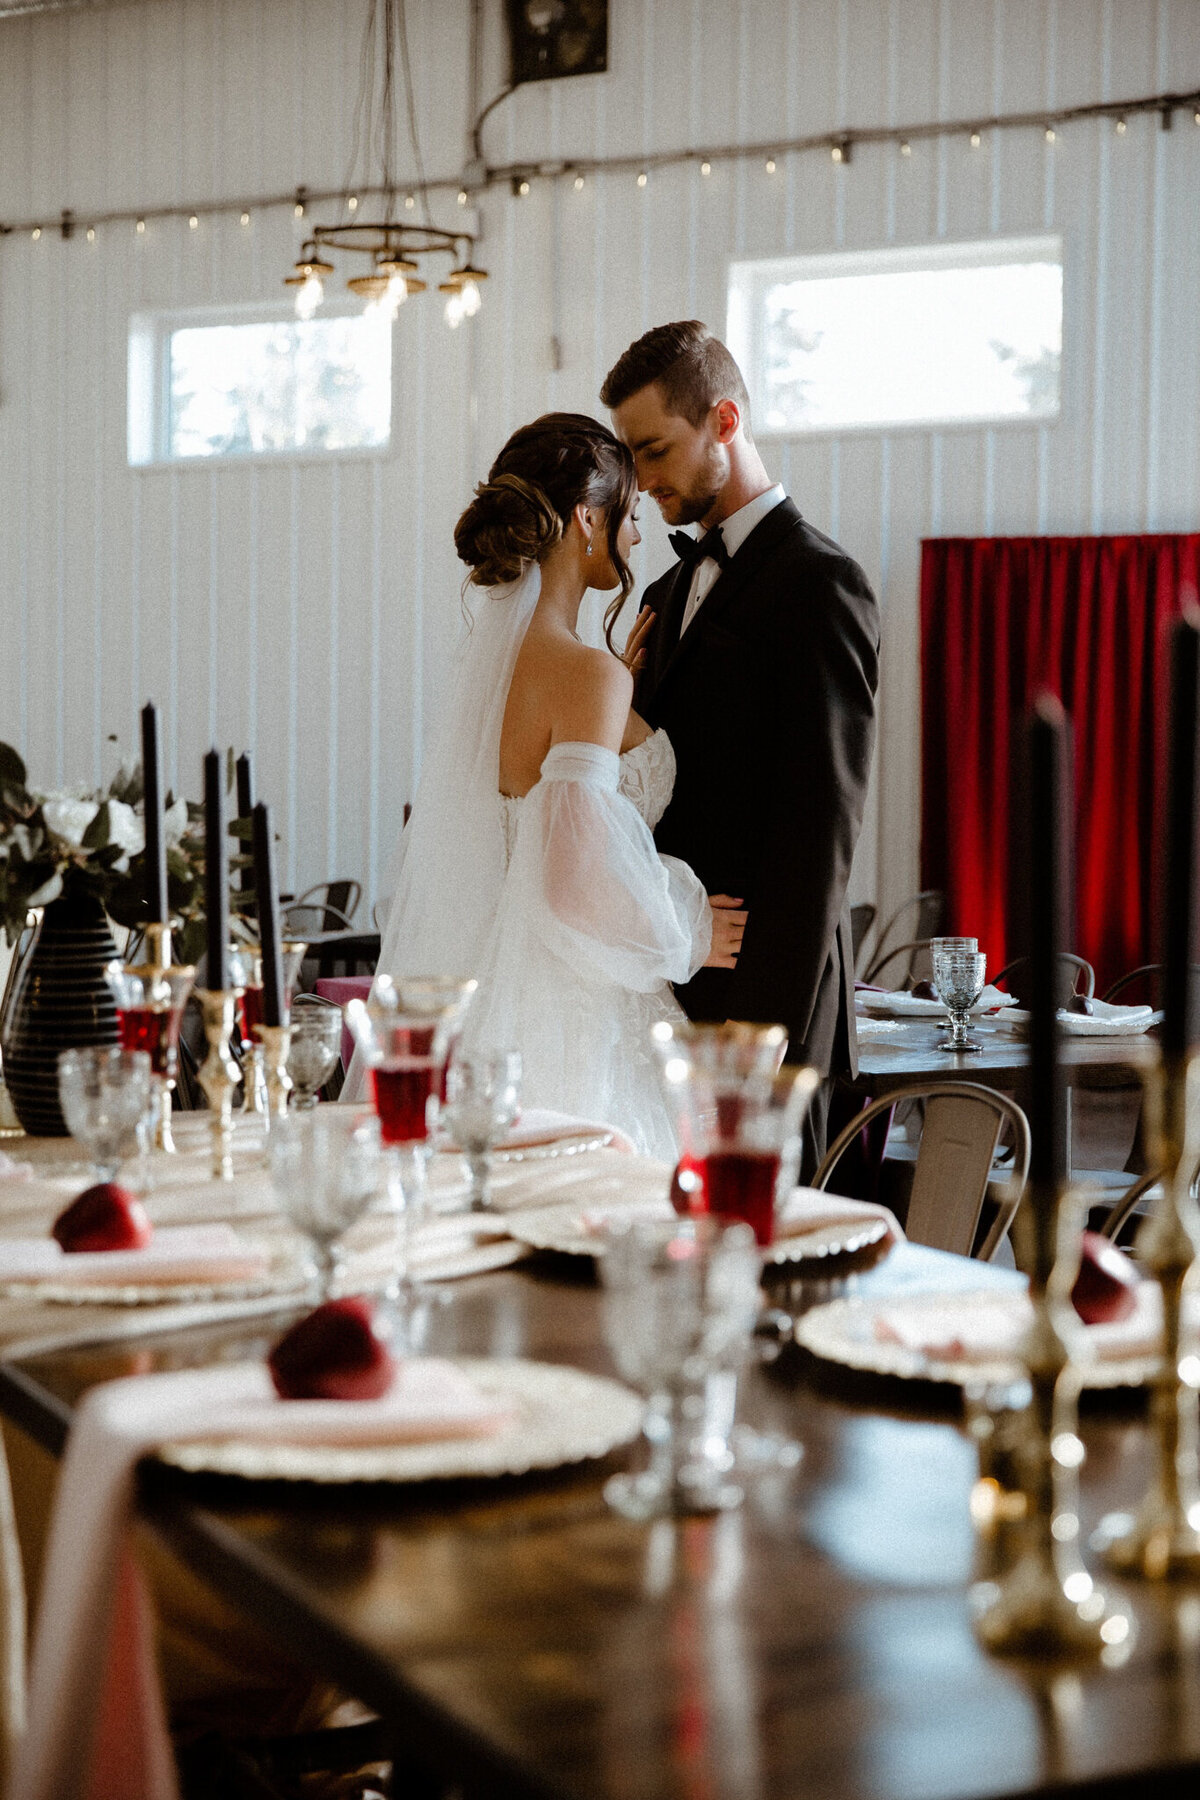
[{"x1": 344, "y1": 563, "x2": 711, "y2": 1159}]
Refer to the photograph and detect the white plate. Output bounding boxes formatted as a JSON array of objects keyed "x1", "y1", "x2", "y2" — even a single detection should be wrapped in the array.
[
  {"x1": 158, "y1": 1359, "x2": 644, "y2": 1483},
  {"x1": 0, "y1": 1244, "x2": 304, "y2": 1308},
  {"x1": 796, "y1": 1293, "x2": 1153, "y2": 1390},
  {"x1": 505, "y1": 1199, "x2": 891, "y2": 1268},
  {"x1": 491, "y1": 1131, "x2": 614, "y2": 1163}
]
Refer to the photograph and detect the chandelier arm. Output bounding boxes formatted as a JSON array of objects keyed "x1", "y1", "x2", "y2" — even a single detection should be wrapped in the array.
[{"x1": 471, "y1": 85, "x2": 517, "y2": 169}]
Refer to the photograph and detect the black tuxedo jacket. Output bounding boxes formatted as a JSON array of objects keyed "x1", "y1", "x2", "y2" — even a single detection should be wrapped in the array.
[{"x1": 635, "y1": 497, "x2": 879, "y2": 1077}]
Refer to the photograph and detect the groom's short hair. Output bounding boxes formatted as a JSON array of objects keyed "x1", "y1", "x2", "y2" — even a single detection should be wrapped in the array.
[{"x1": 601, "y1": 321, "x2": 752, "y2": 435}]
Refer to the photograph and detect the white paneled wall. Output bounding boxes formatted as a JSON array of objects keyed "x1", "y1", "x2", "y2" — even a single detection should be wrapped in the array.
[{"x1": 1, "y1": 0, "x2": 1198, "y2": 924}]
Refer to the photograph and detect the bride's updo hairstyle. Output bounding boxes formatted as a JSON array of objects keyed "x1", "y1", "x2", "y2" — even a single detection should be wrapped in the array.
[{"x1": 455, "y1": 412, "x2": 637, "y2": 648}]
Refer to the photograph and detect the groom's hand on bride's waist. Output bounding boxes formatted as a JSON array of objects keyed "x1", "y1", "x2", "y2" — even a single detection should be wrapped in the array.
[{"x1": 706, "y1": 894, "x2": 747, "y2": 968}]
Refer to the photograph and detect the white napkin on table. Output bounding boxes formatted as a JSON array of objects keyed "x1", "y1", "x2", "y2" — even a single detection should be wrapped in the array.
[
  {"x1": 872, "y1": 1281, "x2": 1194, "y2": 1365},
  {"x1": 857, "y1": 985, "x2": 1014, "y2": 1019},
  {"x1": 777, "y1": 1187, "x2": 904, "y2": 1245},
  {"x1": 14, "y1": 1357, "x2": 509, "y2": 1800},
  {"x1": 0, "y1": 1225, "x2": 270, "y2": 1288},
  {"x1": 441, "y1": 1107, "x2": 633, "y2": 1155}
]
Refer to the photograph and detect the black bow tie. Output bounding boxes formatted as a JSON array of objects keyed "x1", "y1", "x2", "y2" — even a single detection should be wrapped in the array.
[{"x1": 669, "y1": 526, "x2": 730, "y2": 571}]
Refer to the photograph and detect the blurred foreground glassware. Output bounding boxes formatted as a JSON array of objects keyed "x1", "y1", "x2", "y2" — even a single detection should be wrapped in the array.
[
  {"x1": 654, "y1": 1021, "x2": 818, "y2": 1246},
  {"x1": 443, "y1": 1048, "x2": 522, "y2": 1211},
  {"x1": 286, "y1": 997, "x2": 344, "y2": 1109},
  {"x1": 600, "y1": 1214, "x2": 761, "y2": 1518},
  {"x1": 269, "y1": 1108, "x2": 382, "y2": 1300},
  {"x1": 104, "y1": 925, "x2": 195, "y2": 1151},
  {"x1": 57, "y1": 1046, "x2": 154, "y2": 1181},
  {"x1": 932, "y1": 947, "x2": 988, "y2": 1052},
  {"x1": 229, "y1": 939, "x2": 307, "y2": 1116}
]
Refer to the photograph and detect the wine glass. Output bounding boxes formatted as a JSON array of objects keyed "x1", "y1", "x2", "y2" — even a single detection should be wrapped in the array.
[
  {"x1": 932, "y1": 947, "x2": 988, "y2": 1051},
  {"x1": 57, "y1": 1047, "x2": 155, "y2": 1182},
  {"x1": 268, "y1": 1109, "x2": 383, "y2": 1300},
  {"x1": 229, "y1": 939, "x2": 308, "y2": 1115},
  {"x1": 442, "y1": 1049, "x2": 522, "y2": 1212},
  {"x1": 600, "y1": 1214, "x2": 761, "y2": 1519},
  {"x1": 103, "y1": 960, "x2": 196, "y2": 1153},
  {"x1": 285, "y1": 997, "x2": 345, "y2": 1110}
]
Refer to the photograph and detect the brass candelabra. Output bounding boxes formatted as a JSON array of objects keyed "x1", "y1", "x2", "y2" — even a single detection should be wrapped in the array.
[{"x1": 195, "y1": 990, "x2": 240, "y2": 1180}]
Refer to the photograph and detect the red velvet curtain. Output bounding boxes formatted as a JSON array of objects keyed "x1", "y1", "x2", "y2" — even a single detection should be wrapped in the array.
[{"x1": 921, "y1": 534, "x2": 1200, "y2": 994}]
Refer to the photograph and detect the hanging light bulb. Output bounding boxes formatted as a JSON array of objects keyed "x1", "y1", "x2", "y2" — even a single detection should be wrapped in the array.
[
  {"x1": 347, "y1": 194, "x2": 359, "y2": 212},
  {"x1": 285, "y1": 255, "x2": 333, "y2": 319},
  {"x1": 700, "y1": 159, "x2": 712, "y2": 176},
  {"x1": 240, "y1": 211, "x2": 251, "y2": 226},
  {"x1": 135, "y1": 218, "x2": 146, "y2": 235},
  {"x1": 440, "y1": 263, "x2": 487, "y2": 327}
]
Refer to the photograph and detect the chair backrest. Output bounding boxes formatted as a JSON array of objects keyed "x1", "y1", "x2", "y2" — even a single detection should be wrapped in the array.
[
  {"x1": 870, "y1": 890, "x2": 945, "y2": 979},
  {"x1": 1100, "y1": 962, "x2": 1200, "y2": 1006},
  {"x1": 292, "y1": 880, "x2": 362, "y2": 933},
  {"x1": 812, "y1": 1079, "x2": 1031, "y2": 1261},
  {"x1": 862, "y1": 939, "x2": 932, "y2": 989},
  {"x1": 992, "y1": 953, "x2": 1095, "y2": 1004},
  {"x1": 282, "y1": 901, "x2": 357, "y2": 938}
]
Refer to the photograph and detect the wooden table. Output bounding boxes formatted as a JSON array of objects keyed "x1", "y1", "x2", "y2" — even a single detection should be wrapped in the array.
[
  {"x1": 853, "y1": 1016, "x2": 1155, "y2": 1179},
  {"x1": 2, "y1": 1244, "x2": 1198, "y2": 1800}
]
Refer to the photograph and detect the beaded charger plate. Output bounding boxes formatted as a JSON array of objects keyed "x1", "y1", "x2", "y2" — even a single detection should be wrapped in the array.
[
  {"x1": 505, "y1": 1199, "x2": 891, "y2": 1268},
  {"x1": 491, "y1": 1131, "x2": 614, "y2": 1164},
  {"x1": 0, "y1": 1240, "x2": 304, "y2": 1308},
  {"x1": 797, "y1": 1293, "x2": 1156, "y2": 1390},
  {"x1": 158, "y1": 1359, "x2": 644, "y2": 1484}
]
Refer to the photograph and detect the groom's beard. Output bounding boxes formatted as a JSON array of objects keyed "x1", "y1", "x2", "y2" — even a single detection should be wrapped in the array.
[{"x1": 659, "y1": 442, "x2": 726, "y2": 527}]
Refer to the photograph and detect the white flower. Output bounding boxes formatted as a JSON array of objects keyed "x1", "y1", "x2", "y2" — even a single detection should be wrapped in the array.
[
  {"x1": 41, "y1": 797, "x2": 98, "y2": 849},
  {"x1": 163, "y1": 798, "x2": 188, "y2": 848},
  {"x1": 106, "y1": 800, "x2": 144, "y2": 860}
]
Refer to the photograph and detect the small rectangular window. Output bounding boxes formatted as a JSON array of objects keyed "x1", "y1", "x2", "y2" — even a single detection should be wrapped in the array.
[
  {"x1": 727, "y1": 235, "x2": 1063, "y2": 436},
  {"x1": 128, "y1": 305, "x2": 392, "y2": 466}
]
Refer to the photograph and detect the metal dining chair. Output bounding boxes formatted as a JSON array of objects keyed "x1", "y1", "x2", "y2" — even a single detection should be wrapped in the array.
[
  {"x1": 850, "y1": 903, "x2": 877, "y2": 972},
  {"x1": 812, "y1": 1079, "x2": 1031, "y2": 1262},
  {"x1": 865, "y1": 890, "x2": 945, "y2": 987},
  {"x1": 861, "y1": 938, "x2": 933, "y2": 989},
  {"x1": 992, "y1": 953, "x2": 1095, "y2": 1004}
]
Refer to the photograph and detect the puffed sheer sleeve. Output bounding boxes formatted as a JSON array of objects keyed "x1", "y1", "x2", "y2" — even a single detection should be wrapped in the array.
[{"x1": 507, "y1": 742, "x2": 711, "y2": 991}]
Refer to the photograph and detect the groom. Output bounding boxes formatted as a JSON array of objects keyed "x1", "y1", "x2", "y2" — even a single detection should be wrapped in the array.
[{"x1": 602, "y1": 321, "x2": 879, "y2": 1174}]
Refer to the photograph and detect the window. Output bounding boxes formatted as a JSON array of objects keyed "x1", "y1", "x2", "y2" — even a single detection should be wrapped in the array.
[
  {"x1": 128, "y1": 304, "x2": 392, "y2": 466},
  {"x1": 727, "y1": 235, "x2": 1063, "y2": 436}
]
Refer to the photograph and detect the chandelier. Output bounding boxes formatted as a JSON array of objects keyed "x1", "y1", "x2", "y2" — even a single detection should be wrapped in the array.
[{"x1": 284, "y1": 0, "x2": 487, "y2": 330}]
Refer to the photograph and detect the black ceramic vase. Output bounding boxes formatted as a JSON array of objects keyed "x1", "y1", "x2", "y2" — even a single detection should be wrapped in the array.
[{"x1": 1, "y1": 891, "x2": 120, "y2": 1137}]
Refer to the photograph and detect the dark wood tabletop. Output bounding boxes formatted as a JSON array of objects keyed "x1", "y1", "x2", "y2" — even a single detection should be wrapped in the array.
[
  {"x1": 853, "y1": 1017, "x2": 1156, "y2": 1092},
  {"x1": 2, "y1": 1243, "x2": 1198, "y2": 1800}
]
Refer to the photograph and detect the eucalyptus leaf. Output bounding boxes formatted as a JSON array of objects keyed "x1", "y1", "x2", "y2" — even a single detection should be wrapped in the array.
[{"x1": 0, "y1": 744, "x2": 27, "y2": 792}]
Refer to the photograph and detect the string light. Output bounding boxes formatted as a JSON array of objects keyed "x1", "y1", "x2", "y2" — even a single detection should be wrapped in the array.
[
  {"x1": 970, "y1": 130, "x2": 982, "y2": 148},
  {"x1": 457, "y1": 188, "x2": 468, "y2": 206},
  {"x1": 347, "y1": 195, "x2": 358, "y2": 212},
  {"x1": 1115, "y1": 117, "x2": 1127, "y2": 135},
  {"x1": 765, "y1": 156, "x2": 776, "y2": 173},
  {"x1": 636, "y1": 170, "x2": 648, "y2": 187},
  {"x1": 240, "y1": 211, "x2": 251, "y2": 226},
  {"x1": 30, "y1": 227, "x2": 40, "y2": 240},
  {"x1": 86, "y1": 226, "x2": 96, "y2": 242},
  {"x1": 135, "y1": 218, "x2": 146, "y2": 235},
  {"x1": 1045, "y1": 125, "x2": 1057, "y2": 142},
  {"x1": 700, "y1": 159, "x2": 712, "y2": 176},
  {"x1": 573, "y1": 172, "x2": 585, "y2": 191},
  {"x1": 900, "y1": 140, "x2": 912, "y2": 156},
  {"x1": 518, "y1": 178, "x2": 530, "y2": 196},
  {"x1": 188, "y1": 214, "x2": 199, "y2": 230},
  {"x1": 831, "y1": 143, "x2": 844, "y2": 163},
  {"x1": 294, "y1": 200, "x2": 305, "y2": 218},
  {"x1": 404, "y1": 192, "x2": 415, "y2": 210}
]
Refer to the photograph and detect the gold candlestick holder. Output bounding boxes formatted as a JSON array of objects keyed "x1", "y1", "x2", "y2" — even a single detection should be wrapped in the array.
[
  {"x1": 971, "y1": 1172, "x2": 1132, "y2": 1657},
  {"x1": 229, "y1": 940, "x2": 307, "y2": 1117},
  {"x1": 254, "y1": 1023, "x2": 294, "y2": 1123},
  {"x1": 195, "y1": 989, "x2": 240, "y2": 1180},
  {"x1": 1097, "y1": 1051, "x2": 1200, "y2": 1579}
]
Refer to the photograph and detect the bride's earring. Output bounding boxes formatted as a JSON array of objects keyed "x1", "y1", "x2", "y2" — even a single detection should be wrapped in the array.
[{"x1": 586, "y1": 539, "x2": 594, "y2": 557}]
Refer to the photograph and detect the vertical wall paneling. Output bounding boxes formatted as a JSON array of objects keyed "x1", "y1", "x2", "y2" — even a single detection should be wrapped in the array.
[{"x1": 0, "y1": 0, "x2": 1197, "y2": 934}]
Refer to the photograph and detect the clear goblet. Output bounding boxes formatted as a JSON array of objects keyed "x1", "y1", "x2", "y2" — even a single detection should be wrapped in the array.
[
  {"x1": 600, "y1": 1214, "x2": 761, "y2": 1520},
  {"x1": 285, "y1": 998, "x2": 344, "y2": 1110},
  {"x1": 57, "y1": 1047, "x2": 154, "y2": 1182},
  {"x1": 932, "y1": 948, "x2": 988, "y2": 1052},
  {"x1": 268, "y1": 1108, "x2": 383, "y2": 1300},
  {"x1": 442, "y1": 1049, "x2": 522, "y2": 1212}
]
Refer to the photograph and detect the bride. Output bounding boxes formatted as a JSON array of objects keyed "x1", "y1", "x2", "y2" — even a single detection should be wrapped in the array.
[{"x1": 348, "y1": 413, "x2": 746, "y2": 1158}]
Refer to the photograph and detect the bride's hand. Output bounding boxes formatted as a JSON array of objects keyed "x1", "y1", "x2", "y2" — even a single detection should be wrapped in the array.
[
  {"x1": 619, "y1": 605, "x2": 655, "y2": 673},
  {"x1": 705, "y1": 895, "x2": 747, "y2": 969}
]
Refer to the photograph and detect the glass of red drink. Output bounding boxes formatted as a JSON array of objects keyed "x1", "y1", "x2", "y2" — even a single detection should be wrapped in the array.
[
  {"x1": 653, "y1": 1021, "x2": 817, "y2": 1247},
  {"x1": 228, "y1": 940, "x2": 308, "y2": 1115},
  {"x1": 104, "y1": 958, "x2": 196, "y2": 1152}
]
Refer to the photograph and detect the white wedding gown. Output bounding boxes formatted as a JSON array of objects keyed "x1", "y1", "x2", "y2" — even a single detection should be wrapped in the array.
[
  {"x1": 467, "y1": 730, "x2": 710, "y2": 1158},
  {"x1": 344, "y1": 565, "x2": 711, "y2": 1159}
]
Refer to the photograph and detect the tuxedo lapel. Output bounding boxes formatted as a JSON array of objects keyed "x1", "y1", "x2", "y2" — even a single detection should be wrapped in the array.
[
  {"x1": 653, "y1": 498, "x2": 802, "y2": 696},
  {"x1": 640, "y1": 559, "x2": 694, "y2": 712}
]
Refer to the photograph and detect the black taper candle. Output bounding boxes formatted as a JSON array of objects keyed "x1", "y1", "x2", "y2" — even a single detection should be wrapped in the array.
[
  {"x1": 140, "y1": 701, "x2": 168, "y2": 924},
  {"x1": 1027, "y1": 694, "x2": 1071, "y2": 1188},
  {"x1": 204, "y1": 750, "x2": 228, "y2": 991},
  {"x1": 235, "y1": 753, "x2": 254, "y2": 893},
  {"x1": 251, "y1": 801, "x2": 285, "y2": 1028},
  {"x1": 1162, "y1": 612, "x2": 1200, "y2": 1057}
]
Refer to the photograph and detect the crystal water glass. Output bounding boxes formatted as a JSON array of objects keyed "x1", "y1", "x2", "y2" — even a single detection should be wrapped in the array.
[
  {"x1": 269, "y1": 1108, "x2": 383, "y2": 1300},
  {"x1": 57, "y1": 1047, "x2": 155, "y2": 1181},
  {"x1": 285, "y1": 998, "x2": 344, "y2": 1109},
  {"x1": 600, "y1": 1215, "x2": 762, "y2": 1519},
  {"x1": 443, "y1": 1049, "x2": 522, "y2": 1212},
  {"x1": 932, "y1": 948, "x2": 988, "y2": 1051}
]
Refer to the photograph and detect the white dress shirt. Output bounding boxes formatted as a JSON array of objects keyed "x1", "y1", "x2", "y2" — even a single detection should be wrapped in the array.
[{"x1": 679, "y1": 483, "x2": 786, "y2": 635}]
